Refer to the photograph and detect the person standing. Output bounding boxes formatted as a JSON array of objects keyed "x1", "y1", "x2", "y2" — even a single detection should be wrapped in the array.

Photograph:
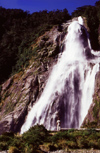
[{"x1": 57, "y1": 119, "x2": 60, "y2": 131}]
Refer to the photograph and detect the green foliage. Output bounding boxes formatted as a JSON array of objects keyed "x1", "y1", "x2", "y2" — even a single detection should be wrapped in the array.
[
  {"x1": 0, "y1": 132, "x2": 14, "y2": 151},
  {"x1": 50, "y1": 131, "x2": 68, "y2": 143},
  {"x1": 0, "y1": 7, "x2": 70, "y2": 84},
  {"x1": 0, "y1": 2, "x2": 100, "y2": 84},
  {"x1": 22, "y1": 125, "x2": 49, "y2": 152},
  {"x1": 49, "y1": 129, "x2": 100, "y2": 150},
  {"x1": 22, "y1": 125, "x2": 49, "y2": 146},
  {"x1": 0, "y1": 141, "x2": 8, "y2": 150},
  {"x1": 0, "y1": 125, "x2": 49, "y2": 152},
  {"x1": 4, "y1": 101, "x2": 16, "y2": 114},
  {"x1": 0, "y1": 126, "x2": 100, "y2": 152},
  {"x1": 72, "y1": 3, "x2": 100, "y2": 50},
  {"x1": 8, "y1": 146, "x2": 21, "y2": 153}
]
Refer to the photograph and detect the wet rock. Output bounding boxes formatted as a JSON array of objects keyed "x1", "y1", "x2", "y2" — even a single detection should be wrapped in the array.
[
  {"x1": 2, "y1": 77, "x2": 13, "y2": 93},
  {"x1": 29, "y1": 76, "x2": 39, "y2": 105},
  {"x1": 46, "y1": 41, "x2": 53, "y2": 47},
  {"x1": 0, "y1": 102, "x2": 28, "y2": 134},
  {"x1": 82, "y1": 71, "x2": 100, "y2": 128},
  {"x1": 0, "y1": 113, "x2": 13, "y2": 134},
  {"x1": 39, "y1": 48, "x2": 48, "y2": 57}
]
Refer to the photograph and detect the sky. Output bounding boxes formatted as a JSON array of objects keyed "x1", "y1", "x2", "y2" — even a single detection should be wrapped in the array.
[{"x1": 0, "y1": 0, "x2": 98, "y2": 14}]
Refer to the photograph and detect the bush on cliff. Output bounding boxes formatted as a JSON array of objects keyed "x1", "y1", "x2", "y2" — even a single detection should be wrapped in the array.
[{"x1": 0, "y1": 7, "x2": 70, "y2": 84}]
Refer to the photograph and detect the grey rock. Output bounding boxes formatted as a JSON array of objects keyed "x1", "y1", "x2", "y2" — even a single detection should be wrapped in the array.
[{"x1": 0, "y1": 19, "x2": 83, "y2": 135}]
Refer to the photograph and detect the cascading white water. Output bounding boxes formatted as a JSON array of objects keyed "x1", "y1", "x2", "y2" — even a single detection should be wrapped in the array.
[{"x1": 21, "y1": 17, "x2": 100, "y2": 134}]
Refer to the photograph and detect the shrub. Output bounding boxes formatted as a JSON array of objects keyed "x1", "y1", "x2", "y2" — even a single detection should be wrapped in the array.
[
  {"x1": 57, "y1": 139, "x2": 68, "y2": 149},
  {"x1": 88, "y1": 140, "x2": 98, "y2": 149},
  {"x1": 0, "y1": 141, "x2": 8, "y2": 151},
  {"x1": 66, "y1": 140, "x2": 77, "y2": 149},
  {"x1": 8, "y1": 146, "x2": 20, "y2": 153},
  {"x1": 22, "y1": 125, "x2": 49, "y2": 149},
  {"x1": 51, "y1": 131, "x2": 68, "y2": 143}
]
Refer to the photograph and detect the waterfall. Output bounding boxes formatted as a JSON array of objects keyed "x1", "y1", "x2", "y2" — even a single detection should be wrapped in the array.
[{"x1": 21, "y1": 17, "x2": 100, "y2": 134}]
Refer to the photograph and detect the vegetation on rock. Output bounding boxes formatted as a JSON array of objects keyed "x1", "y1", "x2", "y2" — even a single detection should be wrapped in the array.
[
  {"x1": 0, "y1": 7, "x2": 70, "y2": 84},
  {"x1": 0, "y1": 125, "x2": 100, "y2": 152},
  {"x1": 72, "y1": 0, "x2": 100, "y2": 50},
  {"x1": 0, "y1": 0, "x2": 100, "y2": 139}
]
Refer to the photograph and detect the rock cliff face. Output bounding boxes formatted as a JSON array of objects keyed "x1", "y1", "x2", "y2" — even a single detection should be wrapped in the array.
[
  {"x1": 0, "y1": 24, "x2": 68, "y2": 134},
  {"x1": 0, "y1": 18, "x2": 99, "y2": 134},
  {"x1": 82, "y1": 71, "x2": 100, "y2": 128}
]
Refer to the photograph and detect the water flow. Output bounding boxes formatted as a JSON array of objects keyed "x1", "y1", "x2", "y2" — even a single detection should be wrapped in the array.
[{"x1": 21, "y1": 17, "x2": 100, "y2": 134}]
